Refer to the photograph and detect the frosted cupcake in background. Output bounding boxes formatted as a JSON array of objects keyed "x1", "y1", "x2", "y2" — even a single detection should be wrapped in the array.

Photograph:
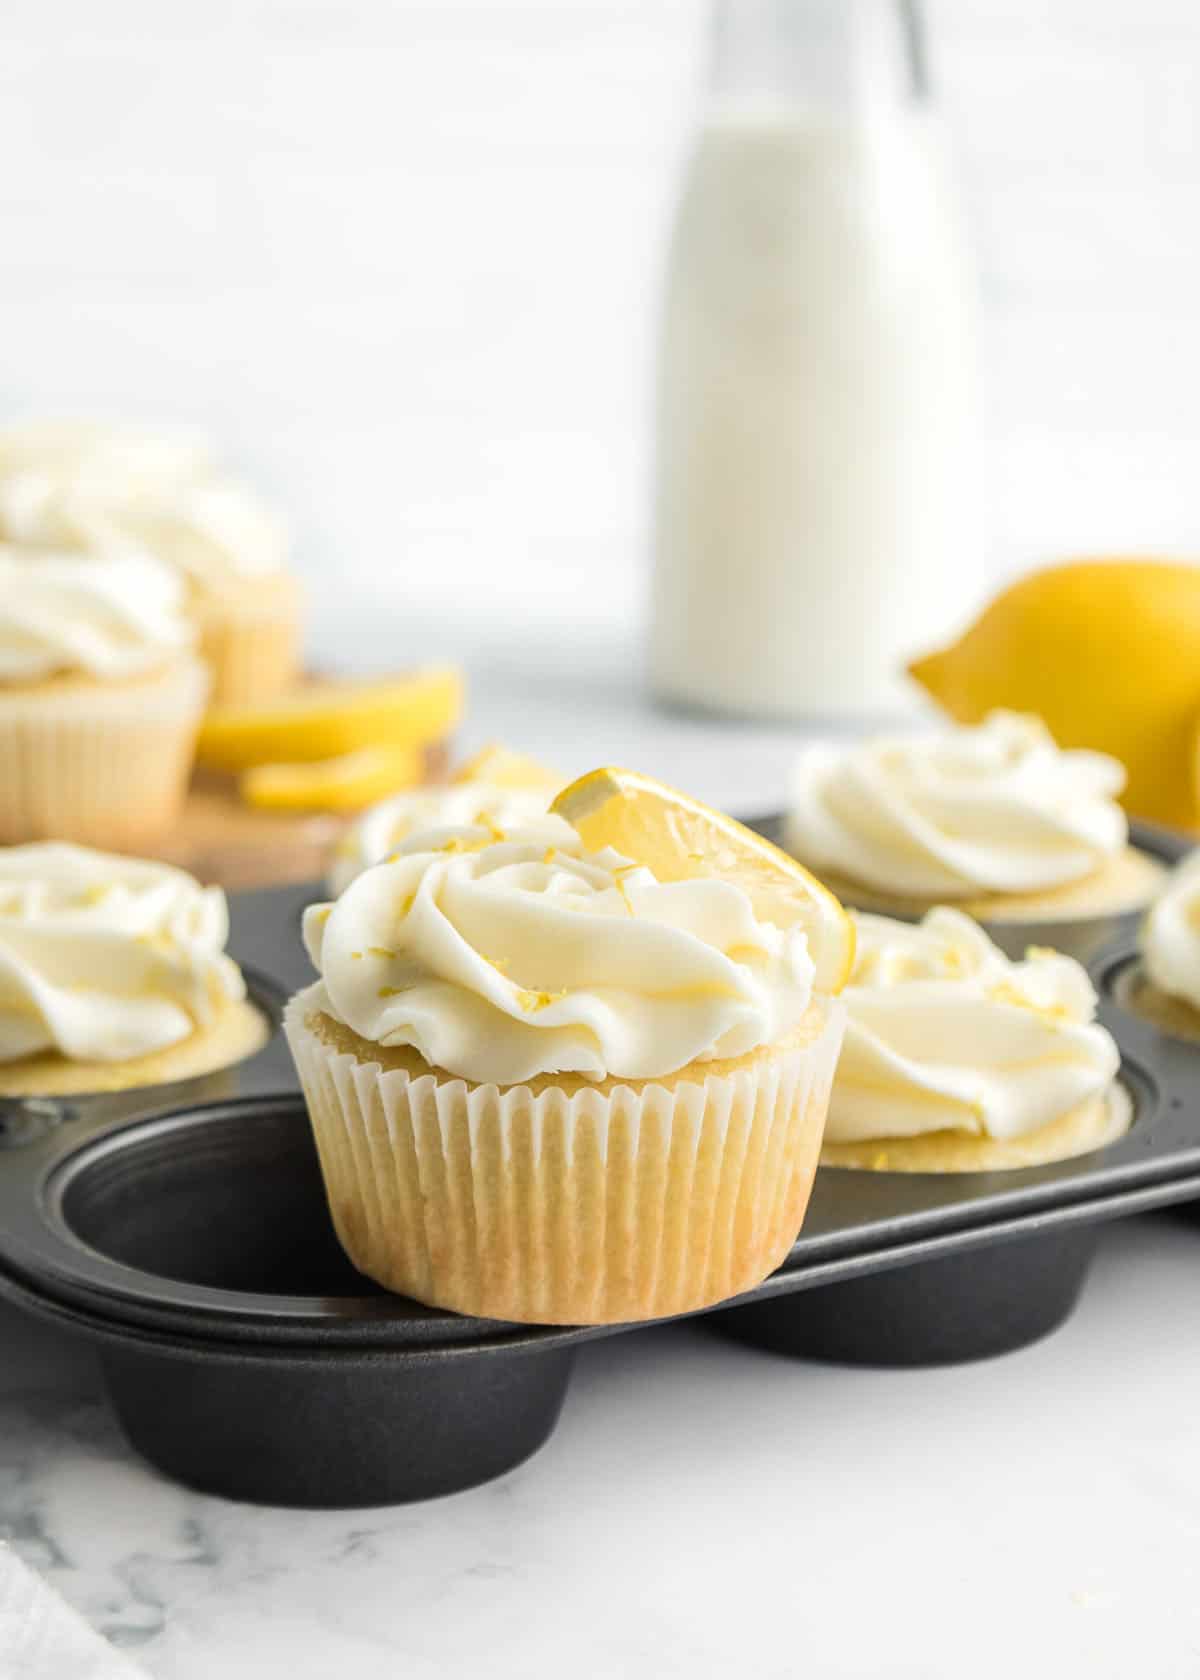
[
  {"x1": 327, "y1": 743, "x2": 563, "y2": 894},
  {"x1": 0, "y1": 550, "x2": 208, "y2": 848},
  {"x1": 0, "y1": 420, "x2": 302, "y2": 707},
  {"x1": 329, "y1": 785, "x2": 557, "y2": 894},
  {"x1": 288, "y1": 791, "x2": 850, "y2": 1326},
  {"x1": 822, "y1": 908, "x2": 1128, "y2": 1173},
  {"x1": 785, "y1": 712, "x2": 1163, "y2": 955},
  {"x1": 0, "y1": 844, "x2": 268, "y2": 1096},
  {"x1": 1125, "y1": 852, "x2": 1200, "y2": 1042}
]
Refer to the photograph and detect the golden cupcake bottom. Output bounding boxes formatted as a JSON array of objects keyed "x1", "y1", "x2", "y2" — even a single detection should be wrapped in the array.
[
  {"x1": 0, "y1": 997, "x2": 270, "y2": 1098},
  {"x1": 194, "y1": 571, "x2": 304, "y2": 708},
  {"x1": 0, "y1": 658, "x2": 208, "y2": 850},
  {"x1": 286, "y1": 986, "x2": 845, "y2": 1326},
  {"x1": 812, "y1": 847, "x2": 1164, "y2": 926},
  {"x1": 820, "y1": 1084, "x2": 1132, "y2": 1174}
]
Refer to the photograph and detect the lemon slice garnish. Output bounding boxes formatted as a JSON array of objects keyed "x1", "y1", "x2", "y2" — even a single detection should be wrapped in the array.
[
  {"x1": 551, "y1": 767, "x2": 854, "y2": 993},
  {"x1": 240, "y1": 744, "x2": 426, "y2": 812},
  {"x1": 197, "y1": 666, "x2": 464, "y2": 774}
]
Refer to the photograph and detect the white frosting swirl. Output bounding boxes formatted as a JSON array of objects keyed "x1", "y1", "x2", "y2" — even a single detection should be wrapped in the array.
[
  {"x1": 0, "y1": 420, "x2": 286, "y2": 582},
  {"x1": 304, "y1": 816, "x2": 815, "y2": 1085},
  {"x1": 328, "y1": 785, "x2": 555, "y2": 895},
  {"x1": 826, "y1": 908, "x2": 1119, "y2": 1143},
  {"x1": 0, "y1": 844, "x2": 246, "y2": 1064},
  {"x1": 1142, "y1": 851, "x2": 1200, "y2": 1011},
  {"x1": 786, "y1": 711, "x2": 1128, "y2": 897},
  {"x1": 0, "y1": 549, "x2": 195, "y2": 682}
]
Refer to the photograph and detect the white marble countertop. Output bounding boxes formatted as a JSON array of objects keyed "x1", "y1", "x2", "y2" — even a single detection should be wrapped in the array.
[{"x1": 4, "y1": 673, "x2": 1200, "y2": 1677}]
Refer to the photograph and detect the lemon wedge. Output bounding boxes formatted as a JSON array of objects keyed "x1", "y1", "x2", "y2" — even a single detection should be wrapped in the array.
[
  {"x1": 197, "y1": 666, "x2": 464, "y2": 774},
  {"x1": 240, "y1": 744, "x2": 426, "y2": 812},
  {"x1": 551, "y1": 767, "x2": 854, "y2": 993},
  {"x1": 908, "y1": 559, "x2": 1200, "y2": 829},
  {"x1": 452, "y1": 742, "x2": 562, "y2": 791}
]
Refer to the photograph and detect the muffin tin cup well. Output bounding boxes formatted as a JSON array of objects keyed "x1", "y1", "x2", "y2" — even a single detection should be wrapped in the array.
[
  {"x1": 0, "y1": 1264, "x2": 576, "y2": 1509},
  {"x1": 713, "y1": 1224, "x2": 1100, "y2": 1366},
  {"x1": 3, "y1": 877, "x2": 1200, "y2": 1507}
]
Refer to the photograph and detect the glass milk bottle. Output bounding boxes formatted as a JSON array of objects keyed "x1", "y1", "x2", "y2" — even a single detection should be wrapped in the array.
[{"x1": 649, "y1": 0, "x2": 982, "y2": 718}]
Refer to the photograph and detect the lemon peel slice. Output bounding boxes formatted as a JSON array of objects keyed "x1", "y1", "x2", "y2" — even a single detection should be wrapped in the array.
[
  {"x1": 197, "y1": 666, "x2": 464, "y2": 774},
  {"x1": 551, "y1": 767, "x2": 854, "y2": 993},
  {"x1": 240, "y1": 744, "x2": 426, "y2": 812}
]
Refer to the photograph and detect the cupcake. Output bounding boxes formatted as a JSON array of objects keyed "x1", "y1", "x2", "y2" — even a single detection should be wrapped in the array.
[
  {"x1": 0, "y1": 843, "x2": 269, "y2": 1096},
  {"x1": 0, "y1": 549, "x2": 208, "y2": 848},
  {"x1": 1124, "y1": 851, "x2": 1200, "y2": 1042},
  {"x1": 785, "y1": 711, "x2": 1163, "y2": 957},
  {"x1": 287, "y1": 804, "x2": 848, "y2": 1325},
  {"x1": 822, "y1": 908, "x2": 1129, "y2": 1172},
  {"x1": 0, "y1": 419, "x2": 302, "y2": 708}
]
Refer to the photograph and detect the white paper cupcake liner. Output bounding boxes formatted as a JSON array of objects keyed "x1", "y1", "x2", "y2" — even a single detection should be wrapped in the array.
[
  {"x1": 285, "y1": 986, "x2": 845, "y2": 1325},
  {"x1": 0, "y1": 658, "x2": 208, "y2": 848}
]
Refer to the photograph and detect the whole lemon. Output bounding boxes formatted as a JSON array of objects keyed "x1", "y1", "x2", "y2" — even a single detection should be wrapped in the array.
[{"x1": 909, "y1": 559, "x2": 1200, "y2": 830}]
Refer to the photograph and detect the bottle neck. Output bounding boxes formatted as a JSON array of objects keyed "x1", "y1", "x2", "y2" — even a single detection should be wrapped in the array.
[{"x1": 708, "y1": 0, "x2": 927, "y2": 115}]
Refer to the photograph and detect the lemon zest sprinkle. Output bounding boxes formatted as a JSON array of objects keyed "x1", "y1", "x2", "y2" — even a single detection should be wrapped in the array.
[
  {"x1": 438, "y1": 834, "x2": 489, "y2": 856},
  {"x1": 516, "y1": 987, "x2": 566, "y2": 1012},
  {"x1": 988, "y1": 980, "x2": 1071, "y2": 1023}
]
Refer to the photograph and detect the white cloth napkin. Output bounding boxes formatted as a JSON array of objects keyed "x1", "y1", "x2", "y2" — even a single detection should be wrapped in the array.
[{"x1": 0, "y1": 1543, "x2": 146, "y2": 1679}]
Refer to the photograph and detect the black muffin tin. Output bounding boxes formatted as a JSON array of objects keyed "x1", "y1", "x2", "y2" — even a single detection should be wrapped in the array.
[{"x1": 0, "y1": 818, "x2": 1197, "y2": 1509}]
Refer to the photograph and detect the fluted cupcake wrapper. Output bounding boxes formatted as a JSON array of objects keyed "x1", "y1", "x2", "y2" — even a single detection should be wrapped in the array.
[
  {"x1": 285, "y1": 989, "x2": 845, "y2": 1326},
  {"x1": 0, "y1": 659, "x2": 209, "y2": 849},
  {"x1": 194, "y1": 573, "x2": 303, "y2": 708}
]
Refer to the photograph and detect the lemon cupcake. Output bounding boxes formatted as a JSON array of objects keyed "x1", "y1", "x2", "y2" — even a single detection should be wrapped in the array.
[
  {"x1": 0, "y1": 549, "x2": 208, "y2": 848},
  {"x1": 287, "y1": 779, "x2": 851, "y2": 1325},
  {"x1": 1121, "y1": 851, "x2": 1200, "y2": 1042},
  {"x1": 0, "y1": 419, "x2": 302, "y2": 708},
  {"x1": 785, "y1": 711, "x2": 1162, "y2": 955},
  {"x1": 0, "y1": 843, "x2": 268, "y2": 1096},
  {"x1": 822, "y1": 907, "x2": 1129, "y2": 1172}
]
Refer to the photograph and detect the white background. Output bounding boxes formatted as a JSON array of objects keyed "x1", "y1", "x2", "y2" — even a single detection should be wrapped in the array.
[{"x1": 3, "y1": 0, "x2": 1200, "y2": 668}]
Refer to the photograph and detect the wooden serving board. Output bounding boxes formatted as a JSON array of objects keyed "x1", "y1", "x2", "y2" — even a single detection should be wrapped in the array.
[
  {"x1": 153, "y1": 776, "x2": 350, "y2": 891},
  {"x1": 153, "y1": 741, "x2": 452, "y2": 891}
]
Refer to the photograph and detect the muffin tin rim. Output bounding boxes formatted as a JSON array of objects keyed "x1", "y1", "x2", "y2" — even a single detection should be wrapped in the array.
[{"x1": 0, "y1": 1040, "x2": 1194, "y2": 1351}]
